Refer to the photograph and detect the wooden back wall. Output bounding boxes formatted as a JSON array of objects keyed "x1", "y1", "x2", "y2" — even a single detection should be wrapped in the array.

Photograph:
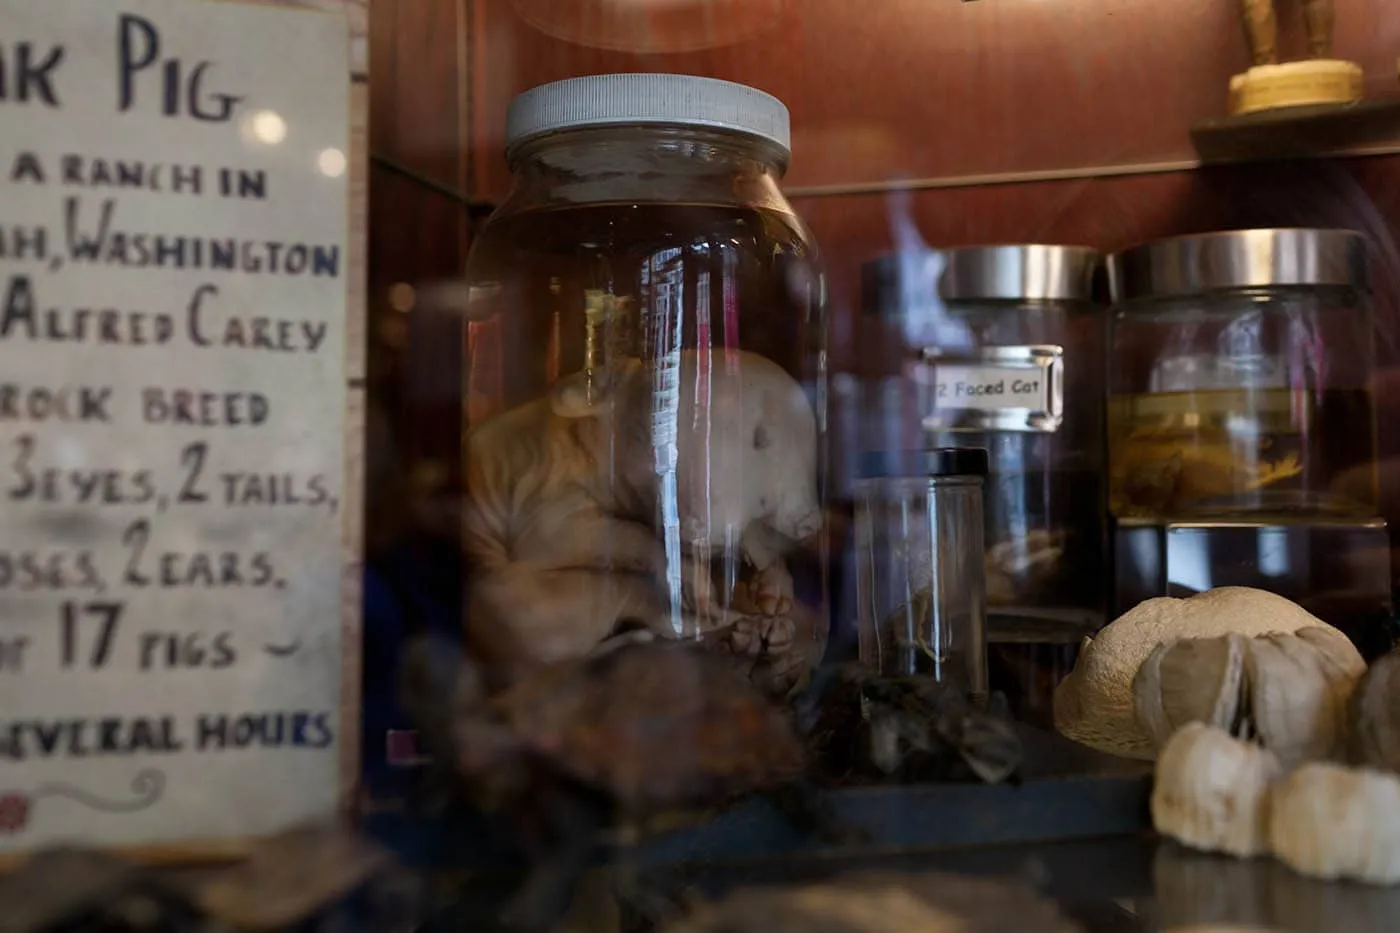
[{"x1": 368, "y1": 0, "x2": 1400, "y2": 572}]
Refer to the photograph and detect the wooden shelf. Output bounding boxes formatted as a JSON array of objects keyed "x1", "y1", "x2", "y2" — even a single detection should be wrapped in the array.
[
  {"x1": 1191, "y1": 97, "x2": 1400, "y2": 164},
  {"x1": 362, "y1": 726, "x2": 1150, "y2": 867}
]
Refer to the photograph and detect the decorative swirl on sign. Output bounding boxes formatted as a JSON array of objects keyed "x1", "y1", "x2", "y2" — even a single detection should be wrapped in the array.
[{"x1": 31, "y1": 769, "x2": 166, "y2": 814}]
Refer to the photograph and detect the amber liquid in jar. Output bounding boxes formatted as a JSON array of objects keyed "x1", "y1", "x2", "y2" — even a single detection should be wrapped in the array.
[
  {"x1": 463, "y1": 201, "x2": 827, "y2": 692},
  {"x1": 1107, "y1": 386, "x2": 1378, "y2": 519},
  {"x1": 465, "y1": 203, "x2": 822, "y2": 408}
]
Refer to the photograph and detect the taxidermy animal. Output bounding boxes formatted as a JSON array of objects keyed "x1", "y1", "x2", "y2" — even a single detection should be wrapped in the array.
[{"x1": 461, "y1": 348, "x2": 823, "y2": 686}]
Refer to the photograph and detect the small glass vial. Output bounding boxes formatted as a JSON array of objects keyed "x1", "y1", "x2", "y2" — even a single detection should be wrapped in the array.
[{"x1": 855, "y1": 448, "x2": 989, "y2": 698}]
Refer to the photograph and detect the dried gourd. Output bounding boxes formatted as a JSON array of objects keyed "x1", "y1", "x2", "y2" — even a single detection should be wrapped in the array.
[
  {"x1": 1134, "y1": 626, "x2": 1365, "y2": 768},
  {"x1": 1269, "y1": 762, "x2": 1400, "y2": 885},
  {"x1": 1055, "y1": 588, "x2": 1337, "y2": 760},
  {"x1": 1351, "y1": 647, "x2": 1400, "y2": 773},
  {"x1": 1151, "y1": 722, "x2": 1281, "y2": 858}
]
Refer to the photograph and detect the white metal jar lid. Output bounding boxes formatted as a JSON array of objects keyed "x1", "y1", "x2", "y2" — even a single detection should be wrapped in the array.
[{"x1": 504, "y1": 73, "x2": 791, "y2": 161}]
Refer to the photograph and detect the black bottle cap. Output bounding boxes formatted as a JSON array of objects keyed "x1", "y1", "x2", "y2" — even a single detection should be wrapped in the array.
[{"x1": 858, "y1": 448, "x2": 990, "y2": 480}]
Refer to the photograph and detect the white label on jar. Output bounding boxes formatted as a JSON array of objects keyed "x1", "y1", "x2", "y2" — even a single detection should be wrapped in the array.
[
  {"x1": 933, "y1": 364, "x2": 1047, "y2": 407},
  {"x1": 917, "y1": 345, "x2": 1064, "y2": 432}
]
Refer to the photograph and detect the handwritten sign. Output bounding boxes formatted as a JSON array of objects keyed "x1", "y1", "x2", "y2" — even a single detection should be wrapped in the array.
[{"x1": 0, "y1": 0, "x2": 352, "y2": 855}]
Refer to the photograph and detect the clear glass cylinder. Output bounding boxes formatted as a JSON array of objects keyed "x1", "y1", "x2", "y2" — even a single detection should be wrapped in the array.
[
  {"x1": 1107, "y1": 229, "x2": 1378, "y2": 521},
  {"x1": 460, "y1": 75, "x2": 827, "y2": 697},
  {"x1": 855, "y1": 450, "x2": 988, "y2": 697}
]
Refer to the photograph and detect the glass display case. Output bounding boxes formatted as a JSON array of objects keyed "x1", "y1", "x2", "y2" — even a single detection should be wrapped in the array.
[{"x1": 6, "y1": 0, "x2": 1400, "y2": 930}]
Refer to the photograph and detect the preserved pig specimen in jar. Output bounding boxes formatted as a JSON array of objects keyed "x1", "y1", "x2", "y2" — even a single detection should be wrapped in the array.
[{"x1": 460, "y1": 75, "x2": 827, "y2": 696}]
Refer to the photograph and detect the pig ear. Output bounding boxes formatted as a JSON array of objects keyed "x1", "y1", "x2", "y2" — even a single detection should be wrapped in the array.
[{"x1": 548, "y1": 373, "x2": 600, "y2": 419}]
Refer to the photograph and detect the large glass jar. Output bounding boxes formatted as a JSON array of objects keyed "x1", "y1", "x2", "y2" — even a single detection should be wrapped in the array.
[
  {"x1": 461, "y1": 74, "x2": 827, "y2": 698},
  {"x1": 860, "y1": 246, "x2": 1105, "y2": 623},
  {"x1": 1107, "y1": 228, "x2": 1378, "y2": 522}
]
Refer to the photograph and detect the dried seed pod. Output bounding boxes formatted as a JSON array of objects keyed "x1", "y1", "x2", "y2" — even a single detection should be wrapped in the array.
[
  {"x1": 1246, "y1": 627, "x2": 1365, "y2": 766},
  {"x1": 1270, "y1": 762, "x2": 1400, "y2": 885},
  {"x1": 1351, "y1": 647, "x2": 1400, "y2": 773},
  {"x1": 1133, "y1": 626, "x2": 1365, "y2": 768},
  {"x1": 1055, "y1": 588, "x2": 1332, "y2": 760},
  {"x1": 1135, "y1": 633, "x2": 1249, "y2": 746},
  {"x1": 1151, "y1": 723, "x2": 1281, "y2": 858}
]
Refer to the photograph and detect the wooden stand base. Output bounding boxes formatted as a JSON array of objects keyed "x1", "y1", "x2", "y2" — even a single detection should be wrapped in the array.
[{"x1": 1229, "y1": 60, "x2": 1364, "y2": 116}]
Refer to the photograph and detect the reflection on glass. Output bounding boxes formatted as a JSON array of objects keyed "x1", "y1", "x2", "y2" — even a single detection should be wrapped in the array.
[
  {"x1": 244, "y1": 109, "x2": 286, "y2": 146},
  {"x1": 317, "y1": 147, "x2": 347, "y2": 177}
]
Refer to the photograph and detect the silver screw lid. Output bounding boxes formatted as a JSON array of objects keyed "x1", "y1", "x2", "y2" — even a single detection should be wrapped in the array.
[
  {"x1": 505, "y1": 73, "x2": 791, "y2": 161},
  {"x1": 939, "y1": 244, "x2": 1100, "y2": 302},
  {"x1": 1108, "y1": 228, "x2": 1370, "y2": 303},
  {"x1": 861, "y1": 245, "x2": 1100, "y2": 315}
]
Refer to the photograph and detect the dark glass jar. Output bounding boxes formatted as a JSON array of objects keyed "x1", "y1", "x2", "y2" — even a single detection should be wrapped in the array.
[
  {"x1": 461, "y1": 74, "x2": 828, "y2": 697},
  {"x1": 860, "y1": 245, "x2": 1106, "y2": 625},
  {"x1": 1107, "y1": 228, "x2": 1377, "y2": 522}
]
